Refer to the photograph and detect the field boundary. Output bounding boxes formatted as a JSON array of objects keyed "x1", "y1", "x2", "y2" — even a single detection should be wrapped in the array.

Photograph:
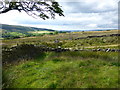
[{"x1": 3, "y1": 44, "x2": 120, "y2": 52}]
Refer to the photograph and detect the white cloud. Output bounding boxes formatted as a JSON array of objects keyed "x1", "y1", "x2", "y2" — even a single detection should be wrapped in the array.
[
  {"x1": 59, "y1": 0, "x2": 118, "y2": 13},
  {"x1": 87, "y1": 24, "x2": 97, "y2": 28},
  {"x1": 0, "y1": 0, "x2": 118, "y2": 30}
]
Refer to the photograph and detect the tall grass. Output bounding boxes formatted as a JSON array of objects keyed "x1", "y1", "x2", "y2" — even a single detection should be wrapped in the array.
[{"x1": 2, "y1": 51, "x2": 119, "y2": 88}]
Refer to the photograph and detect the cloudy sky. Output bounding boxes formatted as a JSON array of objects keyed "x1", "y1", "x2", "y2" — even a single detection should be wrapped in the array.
[{"x1": 0, "y1": 0, "x2": 119, "y2": 31}]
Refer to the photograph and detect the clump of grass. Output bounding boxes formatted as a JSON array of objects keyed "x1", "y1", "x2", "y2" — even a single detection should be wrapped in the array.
[{"x1": 52, "y1": 58, "x2": 62, "y2": 63}]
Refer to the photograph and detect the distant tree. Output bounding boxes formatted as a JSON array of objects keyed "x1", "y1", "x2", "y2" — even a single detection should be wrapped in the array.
[
  {"x1": 48, "y1": 32, "x2": 54, "y2": 35},
  {"x1": 0, "y1": 0, "x2": 64, "y2": 19},
  {"x1": 54, "y1": 31, "x2": 58, "y2": 34}
]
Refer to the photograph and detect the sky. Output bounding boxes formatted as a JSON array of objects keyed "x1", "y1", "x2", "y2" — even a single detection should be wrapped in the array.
[{"x1": 0, "y1": 0, "x2": 119, "y2": 31}]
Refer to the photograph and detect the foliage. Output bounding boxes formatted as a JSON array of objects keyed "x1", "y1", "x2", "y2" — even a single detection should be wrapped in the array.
[
  {"x1": 54, "y1": 31, "x2": 59, "y2": 34},
  {"x1": 2, "y1": 32, "x2": 26, "y2": 39},
  {"x1": 0, "y1": 0, "x2": 64, "y2": 19}
]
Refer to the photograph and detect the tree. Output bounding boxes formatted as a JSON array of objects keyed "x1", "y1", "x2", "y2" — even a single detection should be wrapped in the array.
[
  {"x1": 54, "y1": 31, "x2": 58, "y2": 34},
  {"x1": 0, "y1": 0, "x2": 64, "y2": 19}
]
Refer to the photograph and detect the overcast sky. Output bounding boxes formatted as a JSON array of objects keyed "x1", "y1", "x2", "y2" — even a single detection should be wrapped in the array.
[{"x1": 0, "y1": 0, "x2": 119, "y2": 31}]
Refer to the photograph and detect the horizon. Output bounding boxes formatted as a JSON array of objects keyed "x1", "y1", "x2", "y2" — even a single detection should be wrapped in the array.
[
  {"x1": 0, "y1": 0, "x2": 119, "y2": 30},
  {"x1": 1, "y1": 23, "x2": 118, "y2": 32}
]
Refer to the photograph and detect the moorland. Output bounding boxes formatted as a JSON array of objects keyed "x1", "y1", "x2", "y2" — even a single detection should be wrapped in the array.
[{"x1": 1, "y1": 24, "x2": 120, "y2": 88}]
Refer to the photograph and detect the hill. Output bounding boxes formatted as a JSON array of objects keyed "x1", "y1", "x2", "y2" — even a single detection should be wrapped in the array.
[
  {"x1": 1, "y1": 24, "x2": 56, "y2": 39},
  {"x1": 1, "y1": 24, "x2": 55, "y2": 33}
]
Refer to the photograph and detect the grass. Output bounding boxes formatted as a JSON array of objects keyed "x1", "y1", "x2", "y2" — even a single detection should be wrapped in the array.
[
  {"x1": 27, "y1": 31, "x2": 54, "y2": 36},
  {"x1": 3, "y1": 51, "x2": 119, "y2": 88},
  {"x1": 61, "y1": 36, "x2": 118, "y2": 49},
  {"x1": 2, "y1": 30, "x2": 119, "y2": 48},
  {"x1": 2, "y1": 30, "x2": 119, "y2": 88},
  {"x1": 2, "y1": 35, "x2": 119, "y2": 49},
  {"x1": 28, "y1": 31, "x2": 53, "y2": 34}
]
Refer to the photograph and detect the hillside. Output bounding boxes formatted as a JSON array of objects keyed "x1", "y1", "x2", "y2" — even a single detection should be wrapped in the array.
[
  {"x1": 1, "y1": 24, "x2": 56, "y2": 39},
  {"x1": 1, "y1": 24, "x2": 55, "y2": 33}
]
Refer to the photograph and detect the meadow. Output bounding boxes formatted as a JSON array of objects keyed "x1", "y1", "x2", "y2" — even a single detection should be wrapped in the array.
[
  {"x1": 2, "y1": 30, "x2": 119, "y2": 48},
  {"x1": 2, "y1": 51, "x2": 119, "y2": 88},
  {"x1": 2, "y1": 30, "x2": 120, "y2": 88}
]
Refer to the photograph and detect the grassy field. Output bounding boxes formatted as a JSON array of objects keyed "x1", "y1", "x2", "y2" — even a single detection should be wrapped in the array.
[
  {"x1": 28, "y1": 31, "x2": 54, "y2": 34},
  {"x1": 2, "y1": 30, "x2": 119, "y2": 49},
  {"x1": 2, "y1": 30, "x2": 119, "y2": 88},
  {"x1": 27, "y1": 31, "x2": 55, "y2": 36},
  {"x1": 3, "y1": 51, "x2": 119, "y2": 88}
]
